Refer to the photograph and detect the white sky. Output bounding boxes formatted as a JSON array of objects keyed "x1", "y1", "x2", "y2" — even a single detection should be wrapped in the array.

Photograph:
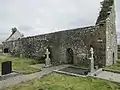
[{"x1": 0, "y1": 0, "x2": 120, "y2": 44}]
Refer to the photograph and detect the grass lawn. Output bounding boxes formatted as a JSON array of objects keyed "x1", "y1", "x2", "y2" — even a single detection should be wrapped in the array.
[
  {"x1": 105, "y1": 59, "x2": 120, "y2": 71},
  {"x1": 0, "y1": 53, "x2": 5, "y2": 56},
  {"x1": 1, "y1": 73, "x2": 120, "y2": 90},
  {"x1": 0, "y1": 53, "x2": 41, "y2": 74}
]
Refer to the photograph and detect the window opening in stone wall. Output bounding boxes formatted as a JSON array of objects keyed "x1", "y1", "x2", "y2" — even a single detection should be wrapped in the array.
[{"x1": 113, "y1": 52, "x2": 115, "y2": 64}]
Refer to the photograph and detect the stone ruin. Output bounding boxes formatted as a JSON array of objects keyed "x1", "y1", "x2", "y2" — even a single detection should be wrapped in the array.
[{"x1": 2, "y1": 0, "x2": 117, "y2": 68}]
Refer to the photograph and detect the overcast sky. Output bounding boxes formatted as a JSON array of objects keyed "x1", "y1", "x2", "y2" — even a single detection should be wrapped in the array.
[{"x1": 0, "y1": 0, "x2": 120, "y2": 44}]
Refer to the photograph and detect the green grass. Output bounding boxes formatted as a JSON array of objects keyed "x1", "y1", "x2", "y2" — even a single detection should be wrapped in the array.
[
  {"x1": 0, "y1": 53, "x2": 5, "y2": 56},
  {"x1": 105, "y1": 59, "x2": 120, "y2": 71},
  {"x1": 0, "y1": 53, "x2": 41, "y2": 74},
  {"x1": 2, "y1": 73, "x2": 120, "y2": 90}
]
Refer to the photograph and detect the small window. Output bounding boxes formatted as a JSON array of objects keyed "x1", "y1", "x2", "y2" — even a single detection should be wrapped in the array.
[
  {"x1": 99, "y1": 23, "x2": 104, "y2": 26},
  {"x1": 111, "y1": 32, "x2": 113, "y2": 34}
]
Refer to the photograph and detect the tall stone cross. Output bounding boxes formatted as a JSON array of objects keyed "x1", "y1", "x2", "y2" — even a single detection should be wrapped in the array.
[
  {"x1": 90, "y1": 47, "x2": 94, "y2": 59},
  {"x1": 45, "y1": 49, "x2": 51, "y2": 67},
  {"x1": 45, "y1": 49, "x2": 50, "y2": 59},
  {"x1": 89, "y1": 47, "x2": 94, "y2": 73}
]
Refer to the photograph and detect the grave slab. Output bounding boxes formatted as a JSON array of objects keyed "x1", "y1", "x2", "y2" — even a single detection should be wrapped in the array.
[
  {"x1": 58, "y1": 66, "x2": 89, "y2": 75},
  {"x1": 1, "y1": 61, "x2": 12, "y2": 75}
]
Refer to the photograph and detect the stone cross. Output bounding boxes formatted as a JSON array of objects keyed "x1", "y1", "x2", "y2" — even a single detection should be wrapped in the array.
[
  {"x1": 89, "y1": 47, "x2": 94, "y2": 73},
  {"x1": 45, "y1": 49, "x2": 50, "y2": 59},
  {"x1": 90, "y1": 47, "x2": 94, "y2": 59},
  {"x1": 45, "y1": 49, "x2": 51, "y2": 67}
]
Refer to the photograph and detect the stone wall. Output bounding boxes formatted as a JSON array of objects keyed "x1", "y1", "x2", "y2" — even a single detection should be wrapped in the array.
[
  {"x1": 90, "y1": 25, "x2": 106, "y2": 67},
  {"x1": 2, "y1": 25, "x2": 108, "y2": 67},
  {"x1": 95, "y1": 0, "x2": 117, "y2": 66},
  {"x1": 3, "y1": 26, "x2": 97, "y2": 66},
  {"x1": 106, "y1": 3, "x2": 117, "y2": 66}
]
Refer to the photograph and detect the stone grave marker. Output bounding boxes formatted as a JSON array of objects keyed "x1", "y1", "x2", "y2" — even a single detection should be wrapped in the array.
[
  {"x1": 45, "y1": 49, "x2": 51, "y2": 67},
  {"x1": 1, "y1": 61, "x2": 12, "y2": 75}
]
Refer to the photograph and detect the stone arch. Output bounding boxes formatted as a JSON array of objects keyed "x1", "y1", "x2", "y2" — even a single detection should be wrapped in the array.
[{"x1": 66, "y1": 48, "x2": 74, "y2": 64}]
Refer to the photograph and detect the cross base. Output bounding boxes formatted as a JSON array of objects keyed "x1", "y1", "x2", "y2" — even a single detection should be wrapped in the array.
[{"x1": 44, "y1": 64, "x2": 52, "y2": 68}]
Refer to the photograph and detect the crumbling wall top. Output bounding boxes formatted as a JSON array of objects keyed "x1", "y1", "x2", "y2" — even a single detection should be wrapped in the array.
[{"x1": 96, "y1": 0, "x2": 114, "y2": 25}]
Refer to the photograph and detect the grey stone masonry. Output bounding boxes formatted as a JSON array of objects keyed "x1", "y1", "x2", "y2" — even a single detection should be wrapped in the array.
[{"x1": 2, "y1": 0, "x2": 117, "y2": 68}]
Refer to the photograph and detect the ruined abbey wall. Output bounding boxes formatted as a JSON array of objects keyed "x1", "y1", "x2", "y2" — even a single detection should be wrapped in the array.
[
  {"x1": 2, "y1": 0, "x2": 117, "y2": 67},
  {"x1": 105, "y1": 3, "x2": 117, "y2": 66},
  {"x1": 3, "y1": 26, "x2": 97, "y2": 66}
]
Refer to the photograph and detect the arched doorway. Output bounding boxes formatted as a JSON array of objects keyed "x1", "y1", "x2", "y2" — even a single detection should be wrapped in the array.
[
  {"x1": 66, "y1": 48, "x2": 73, "y2": 64},
  {"x1": 47, "y1": 47, "x2": 53, "y2": 63},
  {"x1": 4, "y1": 48, "x2": 9, "y2": 53}
]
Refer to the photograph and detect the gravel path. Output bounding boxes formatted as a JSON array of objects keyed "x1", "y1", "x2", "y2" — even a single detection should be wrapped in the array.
[
  {"x1": 0, "y1": 64, "x2": 70, "y2": 89},
  {"x1": 95, "y1": 71, "x2": 120, "y2": 83}
]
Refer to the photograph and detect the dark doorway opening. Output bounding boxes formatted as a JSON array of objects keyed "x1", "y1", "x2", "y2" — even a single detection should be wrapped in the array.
[
  {"x1": 113, "y1": 52, "x2": 115, "y2": 64},
  {"x1": 66, "y1": 48, "x2": 73, "y2": 64},
  {"x1": 47, "y1": 47, "x2": 53, "y2": 63},
  {"x1": 4, "y1": 48, "x2": 9, "y2": 53}
]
